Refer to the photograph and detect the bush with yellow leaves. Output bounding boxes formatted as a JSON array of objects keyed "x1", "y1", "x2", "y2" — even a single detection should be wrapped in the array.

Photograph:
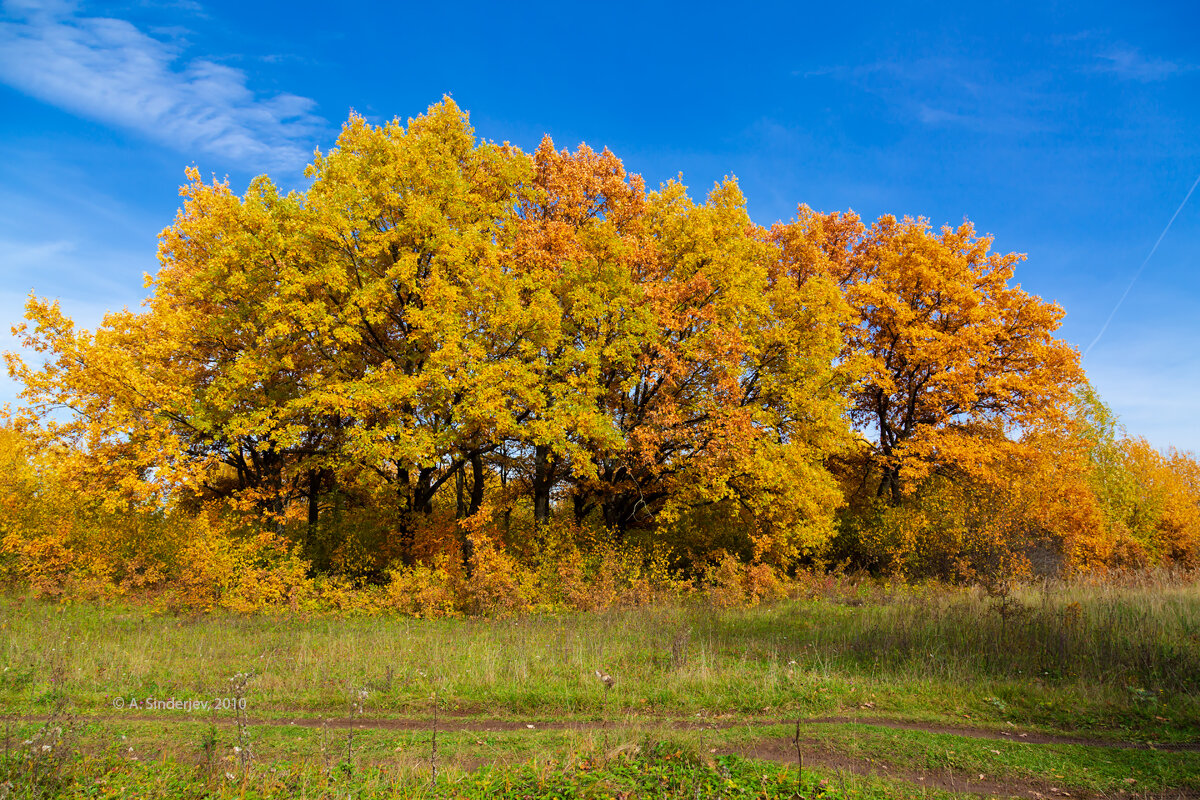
[{"x1": 383, "y1": 555, "x2": 463, "y2": 618}]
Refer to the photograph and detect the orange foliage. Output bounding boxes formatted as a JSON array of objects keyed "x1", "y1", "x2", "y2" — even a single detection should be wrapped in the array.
[
  {"x1": 2, "y1": 100, "x2": 1193, "y2": 612},
  {"x1": 777, "y1": 210, "x2": 1084, "y2": 503}
]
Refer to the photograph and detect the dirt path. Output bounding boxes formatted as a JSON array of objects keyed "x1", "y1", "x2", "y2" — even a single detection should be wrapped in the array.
[
  {"x1": 730, "y1": 737, "x2": 1200, "y2": 800},
  {"x1": 25, "y1": 710, "x2": 1198, "y2": 751},
  {"x1": 800, "y1": 717, "x2": 1200, "y2": 752},
  {"x1": 9, "y1": 711, "x2": 1198, "y2": 799}
]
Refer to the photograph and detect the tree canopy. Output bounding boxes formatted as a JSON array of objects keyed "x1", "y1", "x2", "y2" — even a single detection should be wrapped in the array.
[{"x1": 6, "y1": 98, "x2": 1186, "y2": 610}]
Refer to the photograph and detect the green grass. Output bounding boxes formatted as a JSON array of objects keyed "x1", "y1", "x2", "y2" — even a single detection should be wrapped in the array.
[
  {"x1": 6, "y1": 713, "x2": 1195, "y2": 799},
  {"x1": 3, "y1": 581, "x2": 1197, "y2": 736},
  {"x1": 1, "y1": 576, "x2": 1198, "y2": 797},
  {"x1": 0, "y1": 716, "x2": 1009, "y2": 799},
  {"x1": 0, "y1": 745, "x2": 971, "y2": 800},
  {"x1": 791, "y1": 722, "x2": 1200, "y2": 792}
]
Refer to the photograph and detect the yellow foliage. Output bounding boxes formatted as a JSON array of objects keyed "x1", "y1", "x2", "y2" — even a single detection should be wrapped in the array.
[
  {"x1": 3, "y1": 100, "x2": 1194, "y2": 610},
  {"x1": 704, "y1": 553, "x2": 788, "y2": 608},
  {"x1": 165, "y1": 515, "x2": 314, "y2": 613},
  {"x1": 746, "y1": 562, "x2": 788, "y2": 605},
  {"x1": 466, "y1": 532, "x2": 535, "y2": 616},
  {"x1": 384, "y1": 556, "x2": 463, "y2": 618},
  {"x1": 706, "y1": 553, "x2": 748, "y2": 608}
]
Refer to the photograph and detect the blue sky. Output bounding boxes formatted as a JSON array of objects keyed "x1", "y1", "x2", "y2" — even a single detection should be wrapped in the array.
[{"x1": 1, "y1": 0, "x2": 1197, "y2": 452}]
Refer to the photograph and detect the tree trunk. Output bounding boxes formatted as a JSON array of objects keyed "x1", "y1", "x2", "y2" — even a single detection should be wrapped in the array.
[
  {"x1": 416, "y1": 467, "x2": 435, "y2": 515},
  {"x1": 394, "y1": 466, "x2": 442, "y2": 564},
  {"x1": 455, "y1": 466, "x2": 466, "y2": 519},
  {"x1": 500, "y1": 444, "x2": 511, "y2": 535},
  {"x1": 572, "y1": 492, "x2": 591, "y2": 525},
  {"x1": 306, "y1": 468, "x2": 320, "y2": 555},
  {"x1": 877, "y1": 466, "x2": 902, "y2": 506},
  {"x1": 602, "y1": 500, "x2": 627, "y2": 542},
  {"x1": 468, "y1": 453, "x2": 485, "y2": 516},
  {"x1": 459, "y1": 452, "x2": 486, "y2": 575},
  {"x1": 533, "y1": 444, "x2": 552, "y2": 526}
]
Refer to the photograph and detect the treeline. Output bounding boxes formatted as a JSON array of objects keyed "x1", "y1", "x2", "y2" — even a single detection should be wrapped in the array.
[{"x1": 2, "y1": 100, "x2": 1197, "y2": 612}]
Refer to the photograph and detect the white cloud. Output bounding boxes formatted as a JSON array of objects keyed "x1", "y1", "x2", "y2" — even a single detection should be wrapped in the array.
[
  {"x1": 0, "y1": 1, "x2": 326, "y2": 172},
  {"x1": 916, "y1": 104, "x2": 975, "y2": 128},
  {"x1": 0, "y1": 237, "x2": 75, "y2": 269},
  {"x1": 1084, "y1": 339, "x2": 1200, "y2": 457},
  {"x1": 1095, "y1": 46, "x2": 1192, "y2": 83},
  {"x1": 802, "y1": 57, "x2": 1055, "y2": 136}
]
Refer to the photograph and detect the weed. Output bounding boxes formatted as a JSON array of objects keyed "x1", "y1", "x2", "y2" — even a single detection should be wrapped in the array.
[
  {"x1": 341, "y1": 685, "x2": 368, "y2": 778},
  {"x1": 429, "y1": 687, "x2": 439, "y2": 787},
  {"x1": 670, "y1": 626, "x2": 691, "y2": 670},
  {"x1": 197, "y1": 710, "x2": 219, "y2": 783},
  {"x1": 0, "y1": 702, "x2": 78, "y2": 800},
  {"x1": 227, "y1": 670, "x2": 254, "y2": 773}
]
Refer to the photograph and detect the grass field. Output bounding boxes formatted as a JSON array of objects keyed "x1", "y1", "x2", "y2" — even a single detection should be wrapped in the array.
[{"x1": 2, "y1": 575, "x2": 1198, "y2": 798}]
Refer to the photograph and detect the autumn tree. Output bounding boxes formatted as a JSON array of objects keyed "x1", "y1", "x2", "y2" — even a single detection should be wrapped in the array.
[
  {"x1": 1069, "y1": 386, "x2": 1200, "y2": 567},
  {"x1": 7, "y1": 98, "x2": 1121, "y2": 596},
  {"x1": 778, "y1": 211, "x2": 1083, "y2": 503},
  {"x1": 279, "y1": 100, "x2": 537, "y2": 566},
  {"x1": 7, "y1": 297, "x2": 205, "y2": 508},
  {"x1": 506, "y1": 137, "x2": 651, "y2": 529},
  {"x1": 8, "y1": 162, "x2": 350, "y2": 573},
  {"x1": 152, "y1": 170, "x2": 323, "y2": 522},
  {"x1": 5, "y1": 111, "x2": 862, "y2": 579},
  {"x1": 495, "y1": 143, "x2": 855, "y2": 564},
  {"x1": 557, "y1": 177, "x2": 856, "y2": 563}
]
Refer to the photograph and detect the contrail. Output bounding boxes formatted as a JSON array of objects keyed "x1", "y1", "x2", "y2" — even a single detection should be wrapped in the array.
[{"x1": 1084, "y1": 171, "x2": 1200, "y2": 358}]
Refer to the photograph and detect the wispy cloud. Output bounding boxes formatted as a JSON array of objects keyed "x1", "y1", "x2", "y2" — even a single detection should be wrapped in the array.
[
  {"x1": 0, "y1": 229, "x2": 154, "y2": 299},
  {"x1": 1094, "y1": 45, "x2": 1193, "y2": 82},
  {"x1": 1085, "y1": 344, "x2": 1200, "y2": 457},
  {"x1": 0, "y1": 0, "x2": 326, "y2": 172},
  {"x1": 915, "y1": 104, "x2": 978, "y2": 129},
  {"x1": 802, "y1": 57, "x2": 1056, "y2": 135},
  {"x1": 0, "y1": 238, "x2": 76, "y2": 270}
]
